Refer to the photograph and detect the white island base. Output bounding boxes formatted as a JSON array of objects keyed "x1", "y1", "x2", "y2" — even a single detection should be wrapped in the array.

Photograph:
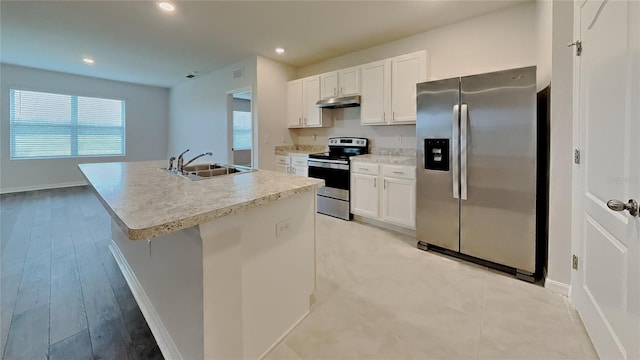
[{"x1": 109, "y1": 191, "x2": 316, "y2": 360}]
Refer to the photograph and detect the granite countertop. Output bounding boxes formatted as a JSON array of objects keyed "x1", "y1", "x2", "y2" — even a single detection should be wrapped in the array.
[
  {"x1": 78, "y1": 161, "x2": 324, "y2": 240},
  {"x1": 351, "y1": 154, "x2": 417, "y2": 166}
]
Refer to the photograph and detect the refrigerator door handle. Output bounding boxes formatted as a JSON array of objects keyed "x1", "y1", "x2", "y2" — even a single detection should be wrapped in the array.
[
  {"x1": 452, "y1": 104, "x2": 460, "y2": 199},
  {"x1": 460, "y1": 104, "x2": 468, "y2": 200}
]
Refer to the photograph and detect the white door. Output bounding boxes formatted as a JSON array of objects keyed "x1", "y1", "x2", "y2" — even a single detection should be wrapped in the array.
[
  {"x1": 320, "y1": 72, "x2": 338, "y2": 99},
  {"x1": 390, "y1": 50, "x2": 426, "y2": 124},
  {"x1": 287, "y1": 80, "x2": 302, "y2": 128},
  {"x1": 360, "y1": 60, "x2": 390, "y2": 125},
  {"x1": 303, "y1": 76, "x2": 321, "y2": 127},
  {"x1": 381, "y1": 177, "x2": 416, "y2": 228},
  {"x1": 572, "y1": 1, "x2": 640, "y2": 359},
  {"x1": 351, "y1": 173, "x2": 379, "y2": 218},
  {"x1": 338, "y1": 66, "x2": 360, "y2": 96}
]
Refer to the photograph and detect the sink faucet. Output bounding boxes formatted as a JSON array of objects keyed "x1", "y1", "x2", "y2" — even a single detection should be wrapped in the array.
[
  {"x1": 168, "y1": 156, "x2": 176, "y2": 171},
  {"x1": 181, "y1": 152, "x2": 214, "y2": 173},
  {"x1": 175, "y1": 148, "x2": 190, "y2": 173}
]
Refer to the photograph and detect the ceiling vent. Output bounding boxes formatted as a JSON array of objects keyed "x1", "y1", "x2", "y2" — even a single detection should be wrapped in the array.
[{"x1": 232, "y1": 67, "x2": 244, "y2": 80}]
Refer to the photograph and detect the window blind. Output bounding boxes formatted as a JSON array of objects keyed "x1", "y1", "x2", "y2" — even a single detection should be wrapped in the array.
[
  {"x1": 232, "y1": 110, "x2": 252, "y2": 150},
  {"x1": 9, "y1": 89, "x2": 125, "y2": 159}
]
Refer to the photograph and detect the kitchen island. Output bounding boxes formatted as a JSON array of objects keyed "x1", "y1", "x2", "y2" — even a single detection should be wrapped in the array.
[{"x1": 78, "y1": 160, "x2": 324, "y2": 360}]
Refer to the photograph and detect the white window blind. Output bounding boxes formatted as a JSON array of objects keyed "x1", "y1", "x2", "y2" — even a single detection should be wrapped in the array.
[
  {"x1": 232, "y1": 110, "x2": 252, "y2": 150},
  {"x1": 9, "y1": 89, "x2": 125, "y2": 159}
]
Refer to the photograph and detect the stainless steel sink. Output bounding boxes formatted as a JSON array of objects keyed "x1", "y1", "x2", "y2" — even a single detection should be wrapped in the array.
[{"x1": 160, "y1": 163, "x2": 254, "y2": 180}]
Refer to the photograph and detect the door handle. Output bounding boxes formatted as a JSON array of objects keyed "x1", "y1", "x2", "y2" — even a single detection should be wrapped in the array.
[
  {"x1": 460, "y1": 104, "x2": 468, "y2": 200},
  {"x1": 607, "y1": 199, "x2": 639, "y2": 217},
  {"x1": 452, "y1": 104, "x2": 460, "y2": 199}
]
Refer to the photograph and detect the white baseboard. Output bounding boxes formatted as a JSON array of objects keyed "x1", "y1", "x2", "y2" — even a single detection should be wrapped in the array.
[
  {"x1": 109, "y1": 240, "x2": 183, "y2": 360},
  {"x1": 545, "y1": 278, "x2": 571, "y2": 297},
  {"x1": 0, "y1": 181, "x2": 87, "y2": 194},
  {"x1": 258, "y1": 310, "x2": 310, "y2": 360},
  {"x1": 353, "y1": 215, "x2": 416, "y2": 237}
]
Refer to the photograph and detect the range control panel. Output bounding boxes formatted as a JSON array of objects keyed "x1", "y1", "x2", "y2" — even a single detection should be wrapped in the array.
[
  {"x1": 424, "y1": 139, "x2": 450, "y2": 171},
  {"x1": 328, "y1": 137, "x2": 368, "y2": 147}
]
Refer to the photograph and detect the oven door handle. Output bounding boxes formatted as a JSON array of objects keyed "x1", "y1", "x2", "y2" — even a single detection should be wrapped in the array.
[{"x1": 308, "y1": 160, "x2": 349, "y2": 170}]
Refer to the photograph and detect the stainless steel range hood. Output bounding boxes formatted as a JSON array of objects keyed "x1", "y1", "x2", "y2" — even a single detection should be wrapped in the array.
[{"x1": 315, "y1": 95, "x2": 361, "y2": 109}]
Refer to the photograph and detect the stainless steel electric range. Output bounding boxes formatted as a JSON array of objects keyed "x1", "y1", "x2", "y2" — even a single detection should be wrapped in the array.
[{"x1": 308, "y1": 137, "x2": 369, "y2": 220}]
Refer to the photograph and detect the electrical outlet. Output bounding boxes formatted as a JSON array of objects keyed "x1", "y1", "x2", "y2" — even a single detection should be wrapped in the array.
[{"x1": 276, "y1": 218, "x2": 292, "y2": 238}]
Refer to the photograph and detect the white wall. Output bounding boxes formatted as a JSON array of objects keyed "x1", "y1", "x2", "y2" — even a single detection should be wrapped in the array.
[
  {"x1": 547, "y1": 0, "x2": 574, "y2": 289},
  {"x1": 536, "y1": 0, "x2": 553, "y2": 91},
  {"x1": 0, "y1": 64, "x2": 169, "y2": 193},
  {"x1": 169, "y1": 57, "x2": 257, "y2": 166},
  {"x1": 294, "y1": 2, "x2": 537, "y2": 149},
  {"x1": 255, "y1": 56, "x2": 297, "y2": 170}
]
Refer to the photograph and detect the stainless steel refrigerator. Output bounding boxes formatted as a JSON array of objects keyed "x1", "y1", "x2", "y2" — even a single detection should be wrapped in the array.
[{"x1": 416, "y1": 66, "x2": 540, "y2": 281}]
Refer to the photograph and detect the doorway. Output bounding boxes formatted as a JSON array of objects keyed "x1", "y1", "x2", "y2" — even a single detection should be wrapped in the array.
[{"x1": 227, "y1": 89, "x2": 253, "y2": 167}]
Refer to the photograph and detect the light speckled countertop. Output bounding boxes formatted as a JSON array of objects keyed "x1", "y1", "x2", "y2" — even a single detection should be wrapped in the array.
[
  {"x1": 78, "y1": 161, "x2": 324, "y2": 240},
  {"x1": 351, "y1": 154, "x2": 417, "y2": 166}
]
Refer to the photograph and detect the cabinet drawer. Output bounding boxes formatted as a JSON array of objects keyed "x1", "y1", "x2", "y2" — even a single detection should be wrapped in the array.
[
  {"x1": 351, "y1": 163, "x2": 379, "y2": 175},
  {"x1": 382, "y1": 165, "x2": 415, "y2": 180},
  {"x1": 290, "y1": 156, "x2": 309, "y2": 167},
  {"x1": 276, "y1": 155, "x2": 290, "y2": 165}
]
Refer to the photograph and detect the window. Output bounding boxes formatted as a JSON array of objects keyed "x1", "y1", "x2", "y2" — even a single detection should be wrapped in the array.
[
  {"x1": 232, "y1": 110, "x2": 252, "y2": 150},
  {"x1": 9, "y1": 89, "x2": 125, "y2": 159}
]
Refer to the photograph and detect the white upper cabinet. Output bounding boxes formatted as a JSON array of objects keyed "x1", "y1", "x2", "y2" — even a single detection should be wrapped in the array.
[
  {"x1": 320, "y1": 66, "x2": 360, "y2": 99},
  {"x1": 287, "y1": 80, "x2": 303, "y2": 127},
  {"x1": 360, "y1": 50, "x2": 427, "y2": 125},
  {"x1": 360, "y1": 59, "x2": 391, "y2": 125},
  {"x1": 391, "y1": 51, "x2": 427, "y2": 123},
  {"x1": 338, "y1": 67, "x2": 360, "y2": 96},
  {"x1": 287, "y1": 76, "x2": 325, "y2": 128},
  {"x1": 320, "y1": 72, "x2": 339, "y2": 98},
  {"x1": 303, "y1": 76, "x2": 321, "y2": 126}
]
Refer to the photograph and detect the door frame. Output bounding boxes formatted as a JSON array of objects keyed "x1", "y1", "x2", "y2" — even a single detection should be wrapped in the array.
[{"x1": 226, "y1": 86, "x2": 254, "y2": 167}]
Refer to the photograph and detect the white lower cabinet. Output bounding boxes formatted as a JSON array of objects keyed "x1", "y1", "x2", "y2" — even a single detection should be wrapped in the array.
[
  {"x1": 381, "y1": 177, "x2": 416, "y2": 228},
  {"x1": 351, "y1": 163, "x2": 415, "y2": 229},
  {"x1": 351, "y1": 173, "x2": 379, "y2": 218},
  {"x1": 275, "y1": 154, "x2": 308, "y2": 177}
]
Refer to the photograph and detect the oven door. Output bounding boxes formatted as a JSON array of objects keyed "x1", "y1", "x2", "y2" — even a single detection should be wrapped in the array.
[{"x1": 308, "y1": 160, "x2": 350, "y2": 200}]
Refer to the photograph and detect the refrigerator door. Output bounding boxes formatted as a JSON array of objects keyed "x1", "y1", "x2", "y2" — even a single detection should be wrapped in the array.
[
  {"x1": 416, "y1": 77, "x2": 460, "y2": 251},
  {"x1": 459, "y1": 66, "x2": 537, "y2": 272}
]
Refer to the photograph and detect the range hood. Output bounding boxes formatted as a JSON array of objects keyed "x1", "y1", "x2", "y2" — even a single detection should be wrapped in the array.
[{"x1": 315, "y1": 95, "x2": 361, "y2": 109}]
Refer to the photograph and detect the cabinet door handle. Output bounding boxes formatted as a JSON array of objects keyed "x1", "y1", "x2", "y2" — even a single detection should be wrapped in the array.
[
  {"x1": 384, "y1": 179, "x2": 386, "y2": 189},
  {"x1": 359, "y1": 167, "x2": 368, "y2": 171},
  {"x1": 392, "y1": 112, "x2": 395, "y2": 120},
  {"x1": 392, "y1": 171, "x2": 404, "y2": 174},
  {"x1": 383, "y1": 112, "x2": 386, "y2": 121},
  {"x1": 298, "y1": 117, "x2": 302, "y2": 125},
  {"x1": 340, "y1": 86, "x2": 344, "y2": 94},
  {"x1": 304, "y1": 117, "x2": 307, "y2": 125},
  {"x1": 334, "y1": 88, "x2": 337, "y2": 96},
  {"x1": 374, "y1": 178, "x2": 377, "y2": 188}
]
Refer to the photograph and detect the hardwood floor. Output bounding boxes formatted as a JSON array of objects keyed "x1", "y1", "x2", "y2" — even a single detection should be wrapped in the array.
[{"x1": 0, "y1": 187, "x2": 163, "y2": 360}]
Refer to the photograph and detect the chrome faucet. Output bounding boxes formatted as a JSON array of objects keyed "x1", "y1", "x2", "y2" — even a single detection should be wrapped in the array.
[
  {"x1": 176, "y1": 148, "x2": 190, "y2": 173},
  {"x1": 168, "y1": 156, "x2": 176, "y2": 171},
  {"x1": 181, "y1": 152, "x2": 213, "y2": 172}
]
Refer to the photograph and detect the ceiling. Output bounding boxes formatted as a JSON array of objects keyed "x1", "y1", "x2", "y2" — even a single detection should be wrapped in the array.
[{"x1": 1, "y1": 0, "x2": 530, "y2": 88}]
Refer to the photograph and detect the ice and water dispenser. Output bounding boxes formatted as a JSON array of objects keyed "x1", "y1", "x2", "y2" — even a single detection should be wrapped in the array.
[{"x1": 424, "y1": 139, "x2": 449, "y2": 171}]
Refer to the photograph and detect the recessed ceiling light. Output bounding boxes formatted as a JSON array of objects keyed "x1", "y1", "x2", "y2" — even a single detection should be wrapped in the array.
[
  {"x1": 83, "y1": 58, "x2": 95, "y2": 64},
  {"x1": 275, "y1": 48, "x2": 285, "y2": 54},
  {"x1": 158, "y1": 2, "x2": 175, "y2": 12}
]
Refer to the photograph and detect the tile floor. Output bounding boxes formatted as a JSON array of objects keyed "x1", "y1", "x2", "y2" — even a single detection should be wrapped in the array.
[
  {"x1": 266, "y1": 215, "x2": 598, "y2": 360},
  {"x1": 1, "y1": 187, "x2": 598, "y2": 359}
]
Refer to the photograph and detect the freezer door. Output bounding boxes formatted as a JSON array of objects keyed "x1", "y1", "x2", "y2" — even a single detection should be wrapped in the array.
[
  {"x1": 416, "y1": 77, "x2": 460, "y2": 251},
  {"x1": 459, "y1": 66, "x2": 537, "y2": 272}
]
